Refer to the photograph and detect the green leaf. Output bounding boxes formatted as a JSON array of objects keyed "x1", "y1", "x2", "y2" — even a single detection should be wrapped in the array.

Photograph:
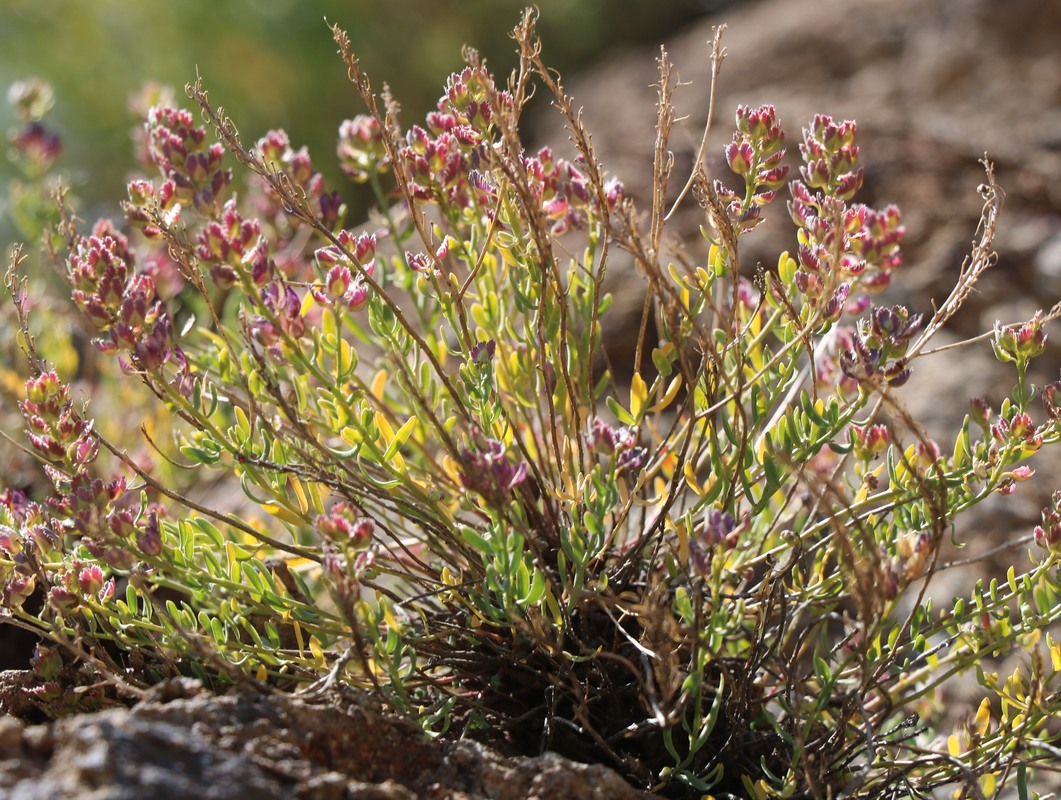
[
  {"x1": 606, "y1": 395, "x2": 635, "y2": 425},
  {"x1": 460, "y1": 526, "x2": 492, "y2": 554},
  {"x1": 179, "y1": 444, "x2": 221, "y2": 465}
]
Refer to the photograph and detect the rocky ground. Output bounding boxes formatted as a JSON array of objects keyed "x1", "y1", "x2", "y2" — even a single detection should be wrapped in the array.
[{"x1": 2, "y1": 0, "x2": 1060, "y2": 796}]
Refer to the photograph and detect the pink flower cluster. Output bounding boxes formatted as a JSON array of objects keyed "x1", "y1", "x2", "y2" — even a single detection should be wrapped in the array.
[
  {"x1": 144, "y1": 105, "x2": 232, "y2": 215},
  {"x1": 398, "y1": 67, "x2": 622, "y2": 235},
  {"x1": 787, "y1": 116, "x2": 904, "y2": 310},
  {"x1": 716, "y1": 104, "x2": 789, "y2": 233},
  {"x1": 3, "y1": 368, "x2": 166, "y2": 615},
  {"x1": 66, "y1": 222, "x2": 182, "y2": 373}
]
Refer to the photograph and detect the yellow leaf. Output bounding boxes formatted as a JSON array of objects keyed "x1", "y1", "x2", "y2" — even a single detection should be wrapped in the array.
[
  {"x1": 630, "y1": 372, "x2": 648, "y2": 420},
  {"x1": 674, "y1": 519, "x2": 689, "y2": 565},
  {"x1": 1049, "y1": 633, "x2": 1061, "y2": 672},
  {"x1": 292, "y1": 619, "x2": 305, "y2": 657},
  {"x1": 980, "y1": 773, "x2": 997, "y2": 796},
  {"x1": 299, "y1": 290, "x2": 315, "y2": 317},
  {"x1": 947, "y1": 734, "x2": 963, "y2": 757},
  {"x1": 649, "y1": 374, "x2": 683, "y2": 413},
  {"x1": 256, "y1": 664, "x2": 268, "y2": 682},
  {"x1": 974, "y1": 697, "x2": 991, "y2": 737},
  {"x1": 382, "y1": 603, "x2": 402, "y2": 632},
  {"x1": 290, "y1": 477, "x2": 309, "y2": 515},
  {"x1": 260, "y1": 502, "x2": 304, "y2": 525},
  {"x1": 309, "y1": 635, "x2": 326, "y2": 670},
  {"x1": 376, "y1": 413, "x2": 396, "y2": 444},
  {"x1": 684, "y1": 461, "x2": 702, "y2": 496},
  {"x1": 321, "y1": 308, "x2": 337, "y2": 338},
  {"x1": 338, "y1": 339, "x2": 354, "y2": 374},
  {"x1": 225, "y1": 541, "x2": 241, "y2": 582},
  {"x1": 371, "y1": 369, "x2": 388, "y2": 401}
]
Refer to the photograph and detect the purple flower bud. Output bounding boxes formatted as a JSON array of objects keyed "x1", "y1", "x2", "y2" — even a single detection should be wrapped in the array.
[
  {"x1": 821, "y1": 283, "x2": 850, "y2": 322},
  {"x1": 137, "y1": 511, "x2": 163, "y2": 557},
  {"x1": 992, "y1": 313, "x2": 1047, "y2": 366},
  {"x1": 725, "y1": 138, "x2": 754, "y2": 175},
  {"x1": 9, "y1": 121, "x2": 61, "y2": 173},
  {"x1": 616, "y1": 446, "x2": 647, "y2": 473},
  {"x1": 458, "y1": 437, "x2": 528, "y2": 504},
  {"x1": 850, "y1": 423, "x2": 889, "y2": 461},
  {"x1": 3, "y1": 572, "x2": 36, "y2": 608},
  {"x1": 969, "y1": 397, "x2": 991, "y2": 428},
  {"x1": 1035, "y1": 491, "x2": 1061, "y2": 553},
  {"x1": 1043, "y1": 377, "x2": 1061, "y2": 421},
  {"x1": 315, "y1": 504, "x2": 375, "y2": 550},
  {"x1": 469, "y1": 339, "x2": 496, "y2": 366},
  {"x1": 31, "y1": 645, "x2": 63, "y2": 680},
  {"x1": 47, "y1": 586, "x2": 79, "y2": 614},
  {"x1": 78, "y1": 564, "x2": 105, "y2": 597}
]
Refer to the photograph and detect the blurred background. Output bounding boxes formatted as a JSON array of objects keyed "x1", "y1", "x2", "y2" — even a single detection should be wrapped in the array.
[{"x1": 0, "y1": 0, "x2": 745, "y2": 225}]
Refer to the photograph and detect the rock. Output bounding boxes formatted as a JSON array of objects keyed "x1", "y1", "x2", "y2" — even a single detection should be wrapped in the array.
[{"x1": 0, "y1": 684, "x2": 649, "y2": 800}]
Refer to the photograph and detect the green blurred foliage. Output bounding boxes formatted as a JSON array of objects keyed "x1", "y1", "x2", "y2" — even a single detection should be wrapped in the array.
[{"x1": 1, "y1": 0, "x2": 728, "y2": 220}]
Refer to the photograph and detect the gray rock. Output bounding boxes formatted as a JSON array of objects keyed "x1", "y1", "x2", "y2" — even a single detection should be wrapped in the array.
[{"x1": 0, "y1": 684, "x2": 648, "y2": 800}]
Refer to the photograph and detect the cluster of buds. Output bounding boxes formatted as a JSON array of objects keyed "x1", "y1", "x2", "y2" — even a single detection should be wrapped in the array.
[
  {"x1": 405, "y1": 247, "x2": 442, "y2": 278},
  {"x1": 459, "y1": 339, "x2": 497, "y2": 418},
  {"x1": 47, "y1": 562, "x2": 116, "y2": 614},
  {"x1": 312, "y1": 230, "x2": 377, "y2": 310},
  {"x1": 525, "y1": 147, "x2": 625, "y2": 235},
  {"x1": 196, "y1": 198, "x2": 271, "y2": 288},
  {"x1": 799, "y1": 115, "x2": 862, "y2": 199},
  {"x1": 401, "y1": 122, "x2": 490, "y2": 209},
  {"x1": 399, "y1": 76, "x2": 622, "y2": 234},
  {"x1": 320, "y1": 539, "x2": 376, "y2": 619},
  {"x1": 250, "y1": 281, "x2": 306, "y2": 349},
  {"x1": 433, "y1": 66, "x2": 508, "y2": 137},
  {"x1": 315, "y1": 503, "x2": 376, "y2": 550},
  {"x1": 144, "y1": 105, "x2": 231, "y2": 215},
  {"x1": 848, "y1": 204, "x2": 903, "y2": 280},
  {"x1": 44, "y1": 466, "x2": 151, "y2": 571},
  {"x1": 1034, "y1": 491, "x2": 1061, "y2": 554},
  {"x1": 787, "y1": 116, "x2": 904, "y2": 310},
  {"x1": 458, "y1": 436, "x2": 528, "y2": 505},
  {"x1": 689, "y1": 508, "x2": 749, "y2": 576},
  {"x1": 256, "y1": 129, "x2": 341, "y2": 230},
  {"x1": 66, "y1": 225, "x2": 181, "y2": 373},
  {"x1": 992, "y1": 313, "x2": 1047, "y2": 371},
  {"x1": 991, "y1": 412, "x2": 1041, "y2": 448},
  {"x1": 6, "y1": 369, "x2": 164, "y2": 612},
  {"x1": 586, "y1": 417, "x2": 647, "y2": 474},
  {"x1": 715, "y1": 104, "x2": 789, "y2": 233},
  {"x1": 882, "y1": 530, "x2": 934, "y2": 598},
  {"x1": 849, "y1": 423, "x2": 889, "y2": 462},
  {"x1": 840, "y1": 304, "x2": 924, "y2": 388},
  {"x1": 6, "y1": 78, "x2": 61, "y2": 177},
  {"x1": 338, "y1": 115, "x2": 389, "y2": 183},
  {"x1": 20, "y1": 371, "x2": 88, "y2": 463},
  {"x1": 0, "y1": 490, "x2": 48, "y2": 608}
]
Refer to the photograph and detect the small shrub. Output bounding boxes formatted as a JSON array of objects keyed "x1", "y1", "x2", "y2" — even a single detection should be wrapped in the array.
[{"x1": 3, "y1": 11, "x2": 1061, "y2": 799}]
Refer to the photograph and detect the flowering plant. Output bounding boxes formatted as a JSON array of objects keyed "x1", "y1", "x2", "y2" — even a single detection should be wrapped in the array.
[{"x1": 3, "y1": 12, "x2": 1061, "y2": 799}]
